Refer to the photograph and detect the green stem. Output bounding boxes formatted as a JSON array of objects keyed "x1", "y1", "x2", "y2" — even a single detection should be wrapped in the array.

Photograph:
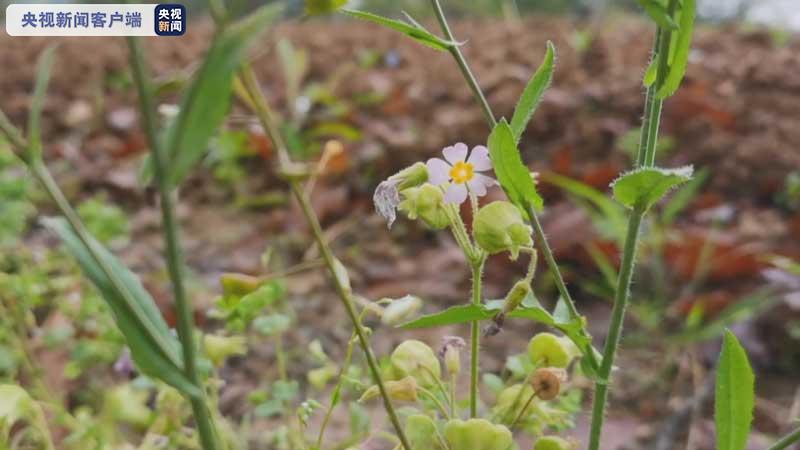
[
  {"x1": 588, "y1": 18, "x2": 669, "y2": 448},
  {"x1": 317, "y1": 333, "x2": 357, "y2": 449},
  {"x1": 767, "y1": 427, "x2": 800, "y2": 450},
  {"x1": 236, "y1": 59, "x2": 411, "y2": 449},
  {"x1": 588, "y1": 207, "x2": 644, "y2": 450},
  {"x1": 508, "y1": 390, "x2": 537, "y2": 430},
  {"x1": 418, "y1": 386, "x2": 452, "y2": 420},
  {"x1": 469, "y1": 258, "x2": 484, "y2": 418},
  {"x1": 126, "y1": 37, "x2": 219, "y2": 450}
]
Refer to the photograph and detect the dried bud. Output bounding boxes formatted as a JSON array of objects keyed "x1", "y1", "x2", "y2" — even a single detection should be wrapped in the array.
[
  {"x1": 534, "y1": 436, "x2": 576, "y2": 450},
  {"x1": 381, "y1": 295, "x2": 423, "y2": 326},
  {"x1": 398, "y1": 183, "x2": 450, "y2": 230},
  {"x1": 440, "y1": 336, "x2": 466, "y2": 376},
  {"x1": 530, "y1": 368, "x2": 565, "y2": 401},
  {"x1": 203, "y1": 334, "x2": 247, "y2": 367},
  {"x1": 358, "y1": 376, "x2": 418, "y2": 403},
  {"x1": 527, "y1": 332, "x2": 577, "y2": 368},
  {"x1": 443, "y1": 418, "x2": 513, "y2": 450},
  {"x1": 374, "y1": 162, "x2": 429, "y2": 228},
  {"x1": 473, "y1": 201, "x2": 533, "y2": 260},
  {"x1": 390, "y1": 340, "x2": 441, "y2": 387}
]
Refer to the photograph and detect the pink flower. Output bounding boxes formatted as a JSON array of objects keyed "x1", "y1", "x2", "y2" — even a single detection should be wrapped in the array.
[{"x1": 426, "y1": 143, "x2": 497, "y2": 204}]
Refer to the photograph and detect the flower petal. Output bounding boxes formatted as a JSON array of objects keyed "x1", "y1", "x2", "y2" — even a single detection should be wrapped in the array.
[
  {"x1": 426, "y1": 158, "x2": 451, "y2": 185},
  {"x1": 443, "y1": 143, "x2": 468, "y2": 165},
  {"x1": 467, "y1": 145, "x2": 492, "y2": 171},
  {"x1": 443, "y1": 183, "x2": 468, "y2": 204},
  {"x1": 467, "y1": 173, "x2": 496, "y2": 197}
]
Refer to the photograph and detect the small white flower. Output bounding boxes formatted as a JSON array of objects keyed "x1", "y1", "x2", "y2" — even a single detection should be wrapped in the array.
[{"x1": 426, "y1": 143, "x2": 497, "y2": 204}]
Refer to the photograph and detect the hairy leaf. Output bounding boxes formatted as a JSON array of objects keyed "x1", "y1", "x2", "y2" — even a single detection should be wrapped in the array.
[
  {"x1": 510, "y1": 41, "x2": 555, "y2": 142},
  {"x1": 611, "y1": 166, "x2": 693, "y2": 210},
  {"x1": 43, "y1": 218, "x2": 200, "y2": 397},
  {"x1": 164, "y1": 3, "x2": 281, "y2": 187},
  {"x1": 400, "y1": 304, "x2": 492, "y2": 329},
  {"x1": 487, "y1": 119, "x2": 544, "y2": 213},
  {"x1": 715, "y1": 330, "x2": 754, "y2": 450},
  {"x1": 657, "y1": 0, "x2": 696, "y2": 98},
  {"x1": 341, "y1": 9, "x2": 456, "y2": 52}
]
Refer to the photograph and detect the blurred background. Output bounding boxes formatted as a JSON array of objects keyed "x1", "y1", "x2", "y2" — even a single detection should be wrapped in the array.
[{"x1": 1, "y1": 1, "x2": 799, "y2": 449}]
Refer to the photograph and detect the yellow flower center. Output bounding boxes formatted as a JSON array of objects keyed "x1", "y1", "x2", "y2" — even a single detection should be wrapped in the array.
[{"x1": 449, "y1": 161, "x2": 474, "y2": 184}]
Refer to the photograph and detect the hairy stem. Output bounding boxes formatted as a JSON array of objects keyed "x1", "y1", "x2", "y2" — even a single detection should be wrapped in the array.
[
  {"x1": 588, "y1": 207, "x2": 644, "y2": 450},
  {"x1": 126, "y1": 37, "x2": 219, "y2": 450},
  {"x1": 469, "y1": 259, "x2": 484, "y2": 418},
  {"x1": 767, "y1": 427, "x2": 800, "y2": 450},
  {"x1": 588, "y1": 17, "x2": 670, "y2": 448}
]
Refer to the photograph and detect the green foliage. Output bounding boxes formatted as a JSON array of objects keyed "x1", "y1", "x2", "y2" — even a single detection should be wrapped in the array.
[
  {"x1": 43, "y1": 218, "x2": 200, "y2": 398},
  {"x1": 656, "y1": 0, "x2": 696, "y2": 99},
  {"x1": 163, "y1": 4, "x2": 281, "y2": 187},
  {"x1": 305, "y1": 0, "x2": 348, "y2": 15},
  {"x1": 0, "y1": 384, "x2": 54, "y2": 450},
  {"x1": 27, "y1": 45, "x2": 57, "y2": 160},
  {"x1": 510, "y1": 41, "x2": 555, "y2": 143},
  {"x1": 487, "y1": 119, "x2": 544, "y2": 213},
  {"x1": 0, "y1": 144, "x2": 35, "y2": 245},
  {"x1": 611, "y1": 166, "x2": 693, "y2": 210},
  {"x1": 715, "y1": 330, "x2": 754, "y2": 450},
  {"x1": 214, "y1": 281, "x2": 287, "y2": 332},
  {"x1": 341, "y1": 9, "x2": 457, "y2": 51}
]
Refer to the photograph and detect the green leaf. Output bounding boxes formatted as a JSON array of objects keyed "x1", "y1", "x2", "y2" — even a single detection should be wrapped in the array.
[
  {"x1": 638, "y1": 0, "x2": 678, "y2": 30},
  {"x1": 611, "y1": 166, "x2": 693, "y2": 210},
  {"x1": 657, "y1": 0, "x2": 696, "y2": 99},
  {"x1": 509, "y1": 41, "x2": 555, "y2": 142},
  {"x1": 163, "y1": 3, "x2": 281, "y2": 187},
  {"x1": 341, "y1": 9, "x2": 456, "y2": 52},
  {"x1": 715, "y1": 330, "x2": 754, "y2": 450},
  {"x1": 42, "y1": 218, "x2": 200, "y2": 398},
  {"x1": 305, "y1": 0, "x2": 347, "y2": 15},
  {"x1": 487, "y1": 119, "x2": 544, "y2": 213},
  {"x1": 400, "y1": 304, "x2": 492, "y2": 329},
  {"x1": 27, "y1": 45, "x2": 57, "y2": 160}
]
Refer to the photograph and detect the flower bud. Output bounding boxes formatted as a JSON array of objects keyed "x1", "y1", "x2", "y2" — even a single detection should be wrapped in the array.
[
  {"x1": 443, "y1": 419, "x2": 513, "y2": 450},
  {"x1": 220, "y1": 273, "x2": 261, "y2": 297},
  {"x1": 530, "y1": 367, "x2": 565, "y2": 401},
  {"x1": 381, "y1": 295, "x2": 423, "y2": 326},
  {"x1": 374, "y1": 162, "x2": 429, "y2": 228},
  {"x1": 398, "y1": 183, "x2": 450, "y2": 230},
  {"x1": 473, "y1": 201, "x2": 533, "y2": 260},
  {"x1": 307, "y1": 364, "x2": 338, "y2": 390},
  {"x1": 440, "y1": 336, "x2": 466, "y2": 377},
  {"x1": 203, "y1": 334, "x2": 247, "y2": 367},
  {"x1": 534, "y1": 436, "x2": 576, "y2": 450},
  {"x1": 527, "y1": 332, "x2": 578, "y2": 368},
  {"x1": 390, "y1": 340, "x2": 441, "y2": 387},
  {"x1": 492, "y1": 383, "x2": 536, "y2": 420},
  {"x1": 358, "y1": 376, "x2": 418, "y2": 403}
]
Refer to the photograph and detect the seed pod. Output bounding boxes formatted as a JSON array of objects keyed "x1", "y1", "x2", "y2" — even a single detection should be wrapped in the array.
[
  {"x1": 398, "y1": 183, "x2": 450, "y2": 230},
  {"x1": 530, "y1": 367, "x2": 565, "y2": 400},
  {"x1": 443, "y1": 418, "x2": 513, "y2": 450},
  {"x1": 381, "y1": 295, "x2": 423, "y2": 326},
  {"x1": 492, "y1": 383, "x2": 535, "y2": 420},
  {"x1": 527, "y1": 332, "x2": 577, "y2": 368},
  {"x1": 358, "y1": 376, "x2": 418, "y2": 403},
  {"x1": 390, "y1": 340, "x2": 441, "y2": 387},
  {"x1": 534, "y1": 436, "x2": 575, "y2": 450},
  {"x1": 473, "y1": 201, "x2": 533, "y2": 260}
]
